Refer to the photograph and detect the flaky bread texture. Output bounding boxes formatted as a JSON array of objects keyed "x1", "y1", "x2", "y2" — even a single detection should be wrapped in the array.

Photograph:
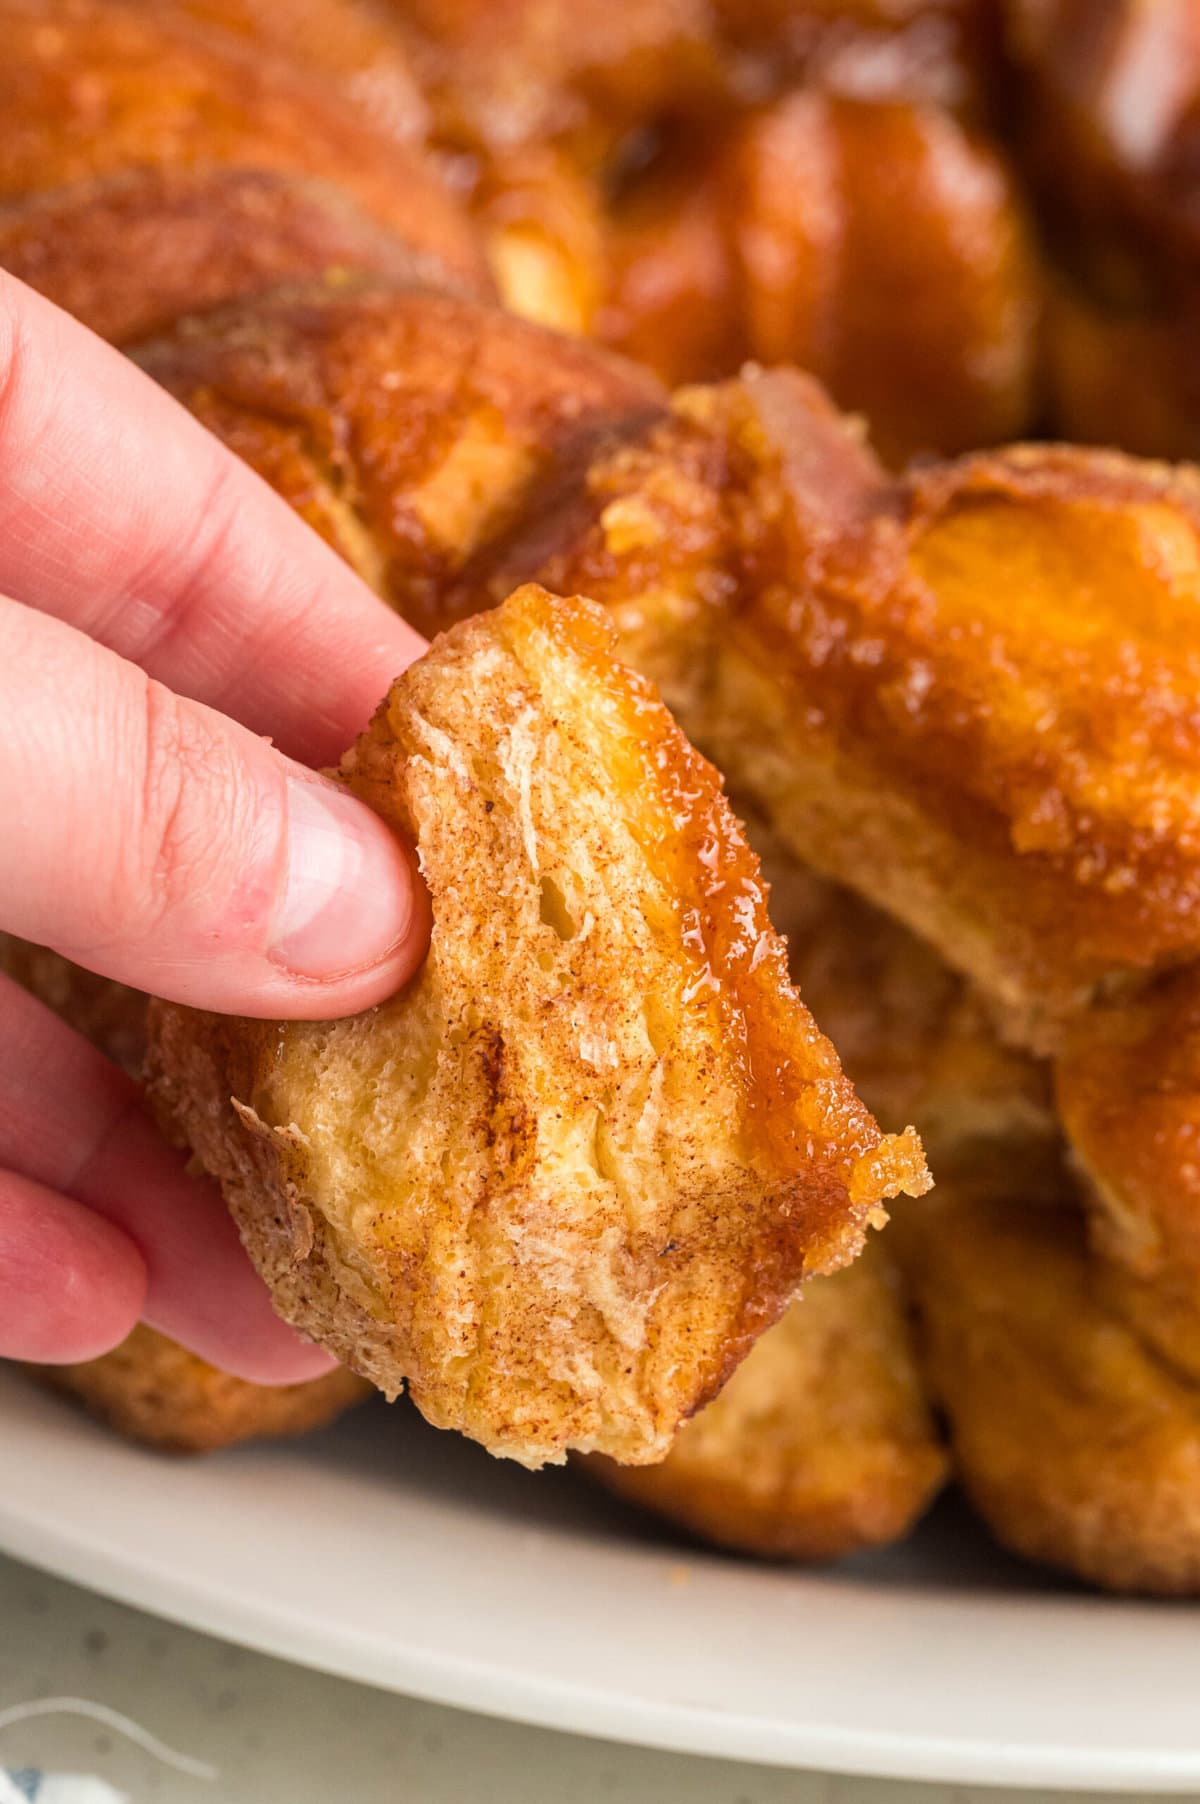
[
  {"x1": 587, "y1": 1243, "x2": 947, "y2": 1560},
  {"x1": 134, "y1": 283, "x2": 663, "y2": 644},
  {"x1": 149, "y1": 585, "x2": 926, "y2": 1467},
  {"x1": 31, "y1": 1324, "x2": 371, "y2": 1455}
]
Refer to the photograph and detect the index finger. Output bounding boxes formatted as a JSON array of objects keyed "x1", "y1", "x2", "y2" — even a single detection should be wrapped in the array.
[{"x1": 0, "y1": 272, "x2": 424, "y2": 766}]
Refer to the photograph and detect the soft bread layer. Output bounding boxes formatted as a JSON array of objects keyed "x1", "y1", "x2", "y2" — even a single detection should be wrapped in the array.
[{"x1": 149, "y1": 584, "x2": 927, "y2": 1468}]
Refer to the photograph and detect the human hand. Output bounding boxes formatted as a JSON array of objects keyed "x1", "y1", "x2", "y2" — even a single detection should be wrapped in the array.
[{"x1": 0, "y1": 274, "x2": 430, "y2": 1380}]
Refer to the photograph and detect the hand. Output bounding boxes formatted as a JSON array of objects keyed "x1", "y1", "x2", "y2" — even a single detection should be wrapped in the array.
[{"x1": 0, "y1": 274, "x2": 430, "y2": 1380}]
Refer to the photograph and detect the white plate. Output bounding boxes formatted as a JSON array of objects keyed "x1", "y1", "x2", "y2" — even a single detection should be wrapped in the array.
[{"x1": 2, "y1": 1366, "x2": 1199, "y2": 1793}]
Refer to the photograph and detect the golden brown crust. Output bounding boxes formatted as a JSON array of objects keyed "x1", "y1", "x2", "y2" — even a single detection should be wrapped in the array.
[
  {"x1": 735, "y1": 437, "x2": 1200, "y2": 1046},
  {"x1": 898, "y1": 1187, "x2": 1200, "y2": 1596},
  {"x1": 551, "y1": 375, "x2": 1200, "y2": 1049},
  {"x1": 148, "y1": 585, "x2": 927, "y2": 1467},
  {"x1": 0, "y1": 169, "x2": 453, "y2": 349},
  {"x1": 711, "y1": 0, "x2": 1003, "y2": 120},
  {"x1": 386, "y1": 0, "x2": 725, "y2": 167},
  {"x1": 156, "y1": 0, "x2": 432, "y2": 144},
  {"x1": 29, "y1": 1324, "x2": 371, "y2": 1454},
  {"x1": 586, "y1": 1243, "x2": 947, "y2": 1560},
  {"x1": 473, "y1": 145, "x2": 609, "y2": 337},
  {"x1": 134, "y1": 284, "x2": 664, "y2": 640},
  {"x1": 0, "y1": 0, "x2": 487, "y2": 292},
  {"x1": 479, "y1": 371, "x2": 1200, "y2": 1050}
]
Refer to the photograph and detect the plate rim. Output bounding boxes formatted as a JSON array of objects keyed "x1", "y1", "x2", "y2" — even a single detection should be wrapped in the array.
[
  {"x1": 3, "y1": 1497, "x2": 1200, "y2": 1794},
  {"x1": 2, "y1": 1371, "x2": 1198, "y2": 1796}
]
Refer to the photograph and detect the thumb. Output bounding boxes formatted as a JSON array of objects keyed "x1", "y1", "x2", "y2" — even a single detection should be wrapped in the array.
[{"x1": 0, "y1": 595, "x2": 426, "y2": 1017}]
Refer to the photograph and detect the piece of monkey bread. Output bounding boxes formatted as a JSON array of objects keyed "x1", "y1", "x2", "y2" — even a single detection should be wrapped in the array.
[{"x1": 149, "y1": 585, "x2": 926, "y2": 1467}]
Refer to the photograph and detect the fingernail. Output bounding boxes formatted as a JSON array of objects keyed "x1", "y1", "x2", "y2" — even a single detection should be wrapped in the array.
[{"x1": 271, "y1": 777, "x2": 413, "y2": 980}]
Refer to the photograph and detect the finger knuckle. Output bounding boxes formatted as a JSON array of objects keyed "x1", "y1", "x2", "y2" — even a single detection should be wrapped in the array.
[{"x1": 133, "y1": 681, "x2": 248, "y2": 932}]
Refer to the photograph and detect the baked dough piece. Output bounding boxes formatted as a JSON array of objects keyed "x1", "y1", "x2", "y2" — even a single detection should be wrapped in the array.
[
  {"x1": 598, "y1": 91, "x2": 1038, "y2": 464},
  {"x1": 0, "y1": 168, "x2": 449, "y2": 351},
  {"x1": 134, "y1": 283, "x2": 663, "y2": 643},
  {"x1": 33, "y1": 1324, "x2": 371, "y2": 1455},
  {"x1": 0, "y1": 0, "x2": 485, "y2": 291},
  {"x1": 587, "y1": 1242, "x2": 947, "y2": 1560},
  {"x1": 528, "y1": 374, "x2": 1200, "y2": 1052},
  {"x1": 148, "y1": 585, "x2": 927, "y2": 1467},
  {"x1": 898, "y1": 1185, "x2": 1200, "y2": 1596}
]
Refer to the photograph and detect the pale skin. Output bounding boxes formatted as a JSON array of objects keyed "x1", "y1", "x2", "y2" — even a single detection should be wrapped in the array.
[{"x1": 0, "y1": 274, "x2": 431, "y2": 1381}]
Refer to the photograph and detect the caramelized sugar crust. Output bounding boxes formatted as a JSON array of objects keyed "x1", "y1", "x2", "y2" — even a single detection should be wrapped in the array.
[
  {"x1": 0, "y1": 0, "x2": 486, "y2": 290},
  {"x1": 149, "y1": 586, "x2": 926, "y2": 1467},
  {"x1": 135, "y1": 285, "x2": 664, "y2": 640},
  {"x1": 0, "y1": 170, "x2": 456, "y2": 350},
  {"x1": 32, "y1": 1324, "x2": 371, "y2": 1454},
  {"x1": 141, "y1": 284, "x2": 1200, "y2": 1054},
  {"x1": 497, "y1": 369, "x2": 1200, "y2": 1050},
  {"x1": 155, "y1": 0, "x2": 432, "y2": 143},
  {"x1": 598, "y1": 91, "x2": 1039, "y2": 463}
]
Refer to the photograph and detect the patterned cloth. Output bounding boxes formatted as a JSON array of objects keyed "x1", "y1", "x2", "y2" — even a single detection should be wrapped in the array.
[{"x1": 0, "y1": 1775, "x2": 126, "y2": 1803}]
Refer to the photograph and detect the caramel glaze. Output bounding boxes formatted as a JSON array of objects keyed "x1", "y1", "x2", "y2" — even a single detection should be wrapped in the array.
[
  {"x1": 497, "y1": 370, "x2": 1200, "y2": 1047},
  {"x1": 598, "y1": 91, "x2": 1040, "y2": 463},
  {"x1": 155, "y1": 0, "x2": 432, "y2": 145},
  {"x1": 0, "y1": 169, "x2": 468, "y2": 349},
  {"x1": 0, "y1": 0, "x2": 486, "y2": 293},
  {"x1": 135, "y1": 285, "x2": 665, "y2": 640},
  {"x1": 718, "y1": 0, "x2": 1006, "y2": 122},
  {"x1": 733, "y1": 438, "x2": 1200, "y2": 1026},
  {"x1": 536, "y1": 596, "x2": 927, "y2": 1309}
]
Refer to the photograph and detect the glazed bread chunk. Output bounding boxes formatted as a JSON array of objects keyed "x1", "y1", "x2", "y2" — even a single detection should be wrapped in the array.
[
  {"x1": 149, "y1": 585, "x2": 927, "y2": 1468},
  {"x1": 524, "y1": 371, "x2": 1200, "y2": 1053},
  {"x1": 0, "y1": 0, "x2": 485, "y2": 292}
]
